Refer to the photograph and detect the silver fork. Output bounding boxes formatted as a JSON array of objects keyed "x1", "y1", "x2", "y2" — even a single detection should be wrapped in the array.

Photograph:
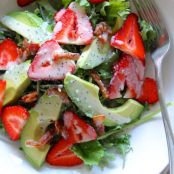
[{"x1": 132, "y1": 0, "x2": 174, "y2": 174}]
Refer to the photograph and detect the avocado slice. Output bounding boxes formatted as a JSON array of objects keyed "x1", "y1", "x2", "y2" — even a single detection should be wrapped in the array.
[
  {"x1": 21, "y1": 93, "x2": 63, "y2": 168},
  {"x1": 77, "y1": 38, "x2": 112, "y2": 69},
  {"x1": 3, "y1": 61, "x2": 31, "y2": 105},
  {"x1": 64, "y1": 74, "x2": 144, "y2": 126},
  {"x1": 0, "y1": 11, "x2": 52, "y2": 43}
]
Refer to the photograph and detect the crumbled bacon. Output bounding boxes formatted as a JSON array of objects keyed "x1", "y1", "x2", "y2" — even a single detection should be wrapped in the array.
[
  {"x1": 93, "y1": 115, "x2": 105, "y2": 135},
  {"x1": 20, "y1": 39, "x2": 40, "y2": 61},
  {"x1": 54, "y1": 52, "x2": 80, "y2": 62},
  {"x1": 26, "y1": 120, "x2": 68, "y2": 148},
  {"x1": 91, "y1": 71, "x2": 109, "y2": 98},
  {"x1": 26, "y1": 131, "x2": 53, "y2": 147},
  {"x1": 46, "y1": 88, "x2": 70, "y2": 104},
  {"x1": 21, "y1": 91, "x2": 38, "y2": 103},
  {"x1": 94, "y1": 22, "x2": 112, "y2": 43}
]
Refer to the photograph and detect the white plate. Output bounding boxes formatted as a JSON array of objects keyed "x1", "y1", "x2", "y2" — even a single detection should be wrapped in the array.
[{"x1": 0, "y1": 0, "x2": 174, "y2": 174}]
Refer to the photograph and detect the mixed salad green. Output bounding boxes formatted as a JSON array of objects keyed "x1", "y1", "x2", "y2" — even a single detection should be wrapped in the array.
[{"x1": 0, "y1": 0, "x2": 160, "y2": 169}]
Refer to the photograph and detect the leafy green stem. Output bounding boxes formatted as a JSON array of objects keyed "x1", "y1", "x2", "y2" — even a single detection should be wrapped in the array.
[{"x1": 98, "y1": 102, "x2": 174, "y2": 140}]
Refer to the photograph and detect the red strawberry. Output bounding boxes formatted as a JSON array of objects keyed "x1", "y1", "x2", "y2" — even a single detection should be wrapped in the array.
[
  {"x1": 46, "y1": 138, "x2": 83, "y2": 166},
  {"x1": 138, "y1": 78, "x2": 159, "y2": 104},
  {"x1": 0, "y1": 39, "x2": 20, "y2": 70},
  {"x1": 0, "y1": 80, "x2": 6, "y2": 113},
  {"x1": 108, "y1": 54, "x2": 145, "y2": 99},
  {"x1": 28, "y1": 40, "x2": 79, "y2": 81},
  {"x1": 54, "y1": 2, "x2": 93, "y2": 45},
  {"x1": 63, "y1": 111, "x2": 97, "y2": 143},
  {"x1": 17, "y1": 0, "x2": 35, "y2": 7},
  {"x1": 46, "y1": 111, "x2": 97, "y2": 166},
  {"x1": 88, "y1": 0, "x2": 106, "y2": 4},
  {"x1": 1, "y1": 106, "x2": 29, "y2": 141},
  {"x1": 111, "y1": 13, "x2": 145, "y2": 61}
]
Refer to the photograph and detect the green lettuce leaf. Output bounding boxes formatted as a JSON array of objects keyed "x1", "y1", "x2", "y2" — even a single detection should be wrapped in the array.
[
  {"x1": 140, "y1": 20, "x2": 157, "y2": 52},
  {"x1": 34, "y1": 0, "x2": 56, "y2": 26},
  {"x1": 107, "y1": 0, "x2": 130, "y2": 18},
  {"x1": 75, "y1": 0, "x2": 90, "y2": 7},
  {"x1": 62, "y1": 0, "x2": 73, "y2": 7},
  {"x1": 97, "y1": 1, "x2": 110, "y2": 16},
  {"x1": 71, "y1": 140, "x2": 105, "y2": 165},
  {"x1": 96, "y1": 0, "x2": 130, "y2": 27}
]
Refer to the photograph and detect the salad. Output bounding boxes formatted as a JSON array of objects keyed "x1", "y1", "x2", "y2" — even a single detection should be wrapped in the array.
[{"x1": 0, "y1": 0, "x2": 159, "y2": 169}]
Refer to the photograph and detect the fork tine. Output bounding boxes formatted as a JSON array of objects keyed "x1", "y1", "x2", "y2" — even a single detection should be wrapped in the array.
[
  {"x1": 144, "y1": 0, "x2": 163, "y2": 30},
  {"x1": 140, "y1": 0, "x2": 161, "y2": 34},
  {"x1": 133, "y1": 0, "x2": 148, "y2": 21},
  {"x1": 132, "y1": 0, "x2": 168, "y2": 40}
]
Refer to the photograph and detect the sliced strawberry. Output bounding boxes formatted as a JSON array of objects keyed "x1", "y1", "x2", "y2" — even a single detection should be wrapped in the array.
[
  {"x1": 63, "y1": 111, "x2": 97, "y2": 143},
  {"x1": 88, "y1": 0, "x2": 106, "y2": 4},
  {"x1": 46, "y1": 111, "x2": 96, "y2": 166},
  {"x1": 111, "y1": 13, "x2": 145, "y2": 61},
  {"x1": 28, "y1": 40, "x2": 79, "y2": 81},
  {"x1": 0, "y1": 80, "x2": 6, "y2": 114},
  {"x1": 54, "y1": 2, "x2": 93, "y2": 45},
  {"x1": 46, "y1": 138, "x2": 83, "y2": 166},
  {"x1": 108, "y1": 54, "x2": 145, "y2": 99},
  {"x1": 0, "y1": 39, "x2": 20, "y2": 70},
  {"x1": 1, "y1": 106, "x2": 29, "y2": 141},
  {"x1": 138, "y1": 78, "x2": 159, "y2": 104},
  {"x1": 17, "y1": 0, "x2": 35, "y2": 7}
]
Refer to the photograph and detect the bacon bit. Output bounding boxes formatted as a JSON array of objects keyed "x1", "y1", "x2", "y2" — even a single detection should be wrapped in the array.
[
  {"x1": 26, "y1": 131, "x2": 53, "y2": 148},
  {"x1": 91, "y1": 71, "x2": 109, "y2": 98},
  {"x1": 21, "y1": 91, "x2": 38, "y2": 103},
  {"x1": 52, "y1": 120, "x2": 68, "y2": 140},
  {"x1": 93, "y1": 115, "x2": 106, "y2": 135},
  {"x1": 94, "y1": 22, "x2": 112, "y2": 43},
  {"x1": 20, "y1": 39, "x2": 40, "y2": 61},
  {"x1": 26, "y1": 120, "x2": 68, "y2": 148},
  {"x1": 53, "y1": 52, "x2": 80, "y2": 62},
  {"x1": 22, "y1": 39, "x2": 40, "y2": 55},
  {"x1": 93, "y1": 115, "x2": 106, "y2": 124},
  {"x1": 46, "y1": 88, "x2": 70, "y2": 104}
]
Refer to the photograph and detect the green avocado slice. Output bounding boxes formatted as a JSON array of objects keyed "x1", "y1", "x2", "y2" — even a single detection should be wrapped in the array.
[
  {"x1": 77, "y1": 38, "x2": 112, "y2": 69},
  {"x1": 21, "y1": 93, "x2": 63, "y2": 168},
  {"x1": 0, "y1": 11, "x2": 52, "y2": 43},
  {"x1": 64, "y1": 74, "x2": 144, "y2": 126},
  {"x1": 3, "y1": 61, "x2": 31, "y2": 106}
]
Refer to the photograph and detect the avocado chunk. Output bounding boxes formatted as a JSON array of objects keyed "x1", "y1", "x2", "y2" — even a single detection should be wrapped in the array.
[
  {"x1": 77, "y1": 38, "x2": 112, "y2": 69},
  {"x1": 64, "y1": 74, "x2": 144, "y2": 126},
  {"x1": 0, "y1": 11, "x2": 52, "y2": 43},
  {"x1": 3, "y1": 61, "x2": 31, "y2": 105},
  {"x1": 21, "y1": 93, "x2": 63, "y2": 168}
]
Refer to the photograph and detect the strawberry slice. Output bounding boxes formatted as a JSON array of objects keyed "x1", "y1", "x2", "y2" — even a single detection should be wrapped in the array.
[
  {"x1": 88, "y1": 0, "x2": 106, "y2": 4},
  {"x1": 0, "y1": 39, "x2": 20, "y2": 70},
  {"x1": 54, "y1": 2, "x2": 93, "y2": 45},
  {"x1": 46, "y1": 111, "x2": 96, "y2": 166},
  {"x1": 63, "y1": 111, "x2": 97, "y2": 143},
  {"x1": 46, "y1": 138, "x2": 83, "y2": 166},
  {"x1": 0, "y1": 80, "x2": 6, "y2": 114},
  {"x1": 108, "y1": 54, "x2": 145, "y2": 99},
  {"x1": 1, "y1": 106, "x2": 29, "y2": 141},
  {"x1": 138, "y1": 78, "x2": 159, "y2": 104},
  {"x1": 17, "y1": 0, "x2": 35, "y2": 7},
  {"x1": 28, "y1": 40, "x2": 79, "y2": 81},
  {"x1": 111, "y1": 13, "x2": 145, "y2": 61}
]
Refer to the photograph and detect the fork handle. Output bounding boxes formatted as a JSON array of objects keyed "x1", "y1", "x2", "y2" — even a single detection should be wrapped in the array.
[
  {"x1": 154, "y1": 61, "x2": 174, "y2": 144},
  {"x1": 165, "y1": 123, "x2": 174, "y2": 174},
  {"x1": 155, "y1": 64, "x2": 174, "y2": 174}
]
